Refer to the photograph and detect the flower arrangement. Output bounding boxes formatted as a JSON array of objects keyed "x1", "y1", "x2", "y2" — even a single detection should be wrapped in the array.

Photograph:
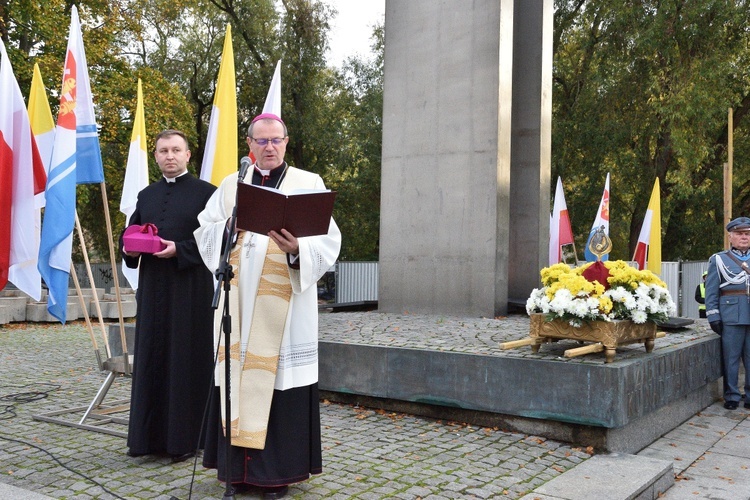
[{"x1": 526, "y1": 260, "x2": 676, "y2": 327}]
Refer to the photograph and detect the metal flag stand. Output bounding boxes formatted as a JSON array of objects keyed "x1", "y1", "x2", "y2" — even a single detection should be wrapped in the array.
[{"x1": 32, "y1": 207, "x2": 134, "y2": 438}]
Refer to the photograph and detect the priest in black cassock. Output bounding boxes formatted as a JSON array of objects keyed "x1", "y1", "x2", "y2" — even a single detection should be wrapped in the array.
[{"x1": 121, "y1": 129, "x2": 216, "y2": 463}]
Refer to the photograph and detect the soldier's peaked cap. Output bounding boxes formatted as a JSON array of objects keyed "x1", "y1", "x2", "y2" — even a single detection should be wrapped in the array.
[{"x1": 726, "y1": 217, "x2": 750, "y2": 232}]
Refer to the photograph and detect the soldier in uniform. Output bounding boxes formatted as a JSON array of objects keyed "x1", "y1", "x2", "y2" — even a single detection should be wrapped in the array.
[{"x1": 706, "y1": 216, "x2": 750, "y2": 410}]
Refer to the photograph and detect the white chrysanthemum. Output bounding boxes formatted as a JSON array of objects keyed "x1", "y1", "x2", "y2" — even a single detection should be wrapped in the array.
[
  {"x1": 634, "y1": 285, "x2": 657, "y2": 312},
  {"x1": 549, "y1": 289, "x2": 575, "y2": 316},
  {"x1": 606, "y1": 286, "x2": 629, "y2": 302},
  {"x1": 651, "y1": 285, "x2": 676, "y2": 316},
  {"x1": 622, "y1": 293, "x2": 637, "y2": 310},
  {"x1": 631, "y1": 309, "x2": 648, "y2": 324},
  {"x1": 526, "y1": 289, "x2": 543, "y2": 314},
  {"x1": 571, "y1": 297, "x2": 593, "y2": 318},
  {"x1": 526, "y1": 263, "x2": 675, "y2": 325}
]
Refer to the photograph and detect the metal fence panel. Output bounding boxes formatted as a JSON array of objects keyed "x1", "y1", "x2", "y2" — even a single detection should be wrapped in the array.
[
  {"x1": 336, "y1": 261, "x2": 378, "y2": 303},
  {"x1": 660, "y1": 262, "x2": 680, "y2": 317},
  {"x1": 680, "y1": 260, "x2": 709, "y2": 319}
]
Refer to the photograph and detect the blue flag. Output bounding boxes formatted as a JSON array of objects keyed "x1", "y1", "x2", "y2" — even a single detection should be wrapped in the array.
[
  {"x1": 38, "y1": 5, "x2": 101, "y2": 322},
  {"x1": 72, "y1": 8, "x2": 103, "y2": 184}
]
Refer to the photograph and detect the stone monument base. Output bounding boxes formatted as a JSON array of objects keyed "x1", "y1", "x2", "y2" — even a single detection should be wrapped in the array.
[{"x1": 319, "y1": 327, "x2": 720, "y2": 453}]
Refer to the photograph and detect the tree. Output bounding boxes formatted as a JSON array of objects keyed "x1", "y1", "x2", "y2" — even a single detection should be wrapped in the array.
[
  {"x1": 4, "y1": 0, "x2": 385, "y2": 264},
  {"x1": 4, "y1": 0, "x2": 196, "y2": 261},
  {"x1": 324, "y1": 24, "x2": 383, "y2": 261},
  {"x1": 553, "y1": 0, "x2": 750, "y2": 262}
]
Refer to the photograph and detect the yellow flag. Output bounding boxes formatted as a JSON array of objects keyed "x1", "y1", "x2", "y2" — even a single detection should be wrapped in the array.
[
  {"x1": 27, "y1": 63, "x2": 54, "y2": 214},
  {"x1": 646, "y1": 178, "x2": 661, "y2": 275},
  {"x1": 28, "y1": 63, "x2": 55, "y2": 172},
  {"x1": 632, "y1": 178, "x2": 661, "y2": 274},
  {"x1": 200, "y1": 25, "x2": 237, "y2": 186}
]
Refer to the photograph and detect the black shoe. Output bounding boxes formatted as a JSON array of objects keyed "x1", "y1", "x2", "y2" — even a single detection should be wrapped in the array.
[
  {"x1": 724, "y1": 400, "x2": 739, "y2": 410},
  {"x1": 126, "y1": 450, "x2": 146, "y2": 457},
  {"x1": 262, "y1": 485, "x2": 289, "y2": 499},
  {"x1": 229, "y1": 483, "x2": 253, "y2": 494},
  {"x1": 170, "y1": 451, "x2": 195, "y2": 463}
]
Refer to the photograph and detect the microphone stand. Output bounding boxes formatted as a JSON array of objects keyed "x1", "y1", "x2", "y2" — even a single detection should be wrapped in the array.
[{"x1": 211, "y1": 166, "x2": 249, "y2": 500}]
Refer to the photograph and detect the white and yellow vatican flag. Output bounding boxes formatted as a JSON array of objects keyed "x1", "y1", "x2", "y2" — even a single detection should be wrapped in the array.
[
  {"x1": 119, "y1": 79, "x2": 149, "y2": 289},
  {"x1": 200, "y1": 25, "x2": 237, "y2": 186}
]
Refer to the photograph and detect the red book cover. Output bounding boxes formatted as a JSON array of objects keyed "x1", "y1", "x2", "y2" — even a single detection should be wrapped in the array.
[{"x1": 236, "y1": 183, "x2": 337, "y2": 237}]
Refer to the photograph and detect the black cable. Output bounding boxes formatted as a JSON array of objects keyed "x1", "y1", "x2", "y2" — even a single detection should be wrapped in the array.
[
  {"x1": 0, "y1": 384, "x2": 127, "y2": 500},
  {"x1": 0, "y1": 383, "x2": 60, "y2": 420},
  {"x1": 0, "y1": 432, "x2": 127, "y2": 500}
]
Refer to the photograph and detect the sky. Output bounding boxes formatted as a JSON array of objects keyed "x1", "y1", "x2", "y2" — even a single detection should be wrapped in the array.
[{"x1": 323, "y1": 0, "x2": 385, "y2": 67}]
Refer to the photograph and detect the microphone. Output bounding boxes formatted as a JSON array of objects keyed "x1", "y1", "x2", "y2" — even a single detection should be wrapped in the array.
[{"x1": 238, "y1": 156, "x2": 252, "y2": 182}]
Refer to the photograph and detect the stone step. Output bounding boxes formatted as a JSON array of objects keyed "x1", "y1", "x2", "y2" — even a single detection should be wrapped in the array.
[
  {"x1": 521, "y1": 453, "x2": 674, "y2": 500},
  {"x1": 89, "y1": 299, "x2": 136, "y2": 319},
  {"x1": 0, "y1": 296, "x2": 30, "y2": 322},
  {"x1": 25, "y1": 302, "x2": 82, "y2": 322},
  {"x1": 0, "y1": 305, "x2": 10, "y2": 325}
]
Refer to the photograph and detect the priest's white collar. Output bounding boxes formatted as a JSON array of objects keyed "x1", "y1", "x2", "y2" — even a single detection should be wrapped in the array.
[{"x1": 164, "y1": 171, "x2": 188, "y2": 183}]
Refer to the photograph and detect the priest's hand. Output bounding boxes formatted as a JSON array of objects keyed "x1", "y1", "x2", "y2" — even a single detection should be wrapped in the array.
[
  {"x1": 269, "y1": 228, "x2": 299, "y2": 256},
  {"x1": 154, "y1": 239, "x2": 177, "y2": 259}
]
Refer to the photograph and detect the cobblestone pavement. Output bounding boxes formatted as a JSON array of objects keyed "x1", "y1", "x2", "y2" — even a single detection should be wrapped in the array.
[
  {"x1": 0, "y1": 312, "x2": 710, "y2": 499},
  {"x1": 318, "y1": 310, "x2": 712, "y2": 362}
]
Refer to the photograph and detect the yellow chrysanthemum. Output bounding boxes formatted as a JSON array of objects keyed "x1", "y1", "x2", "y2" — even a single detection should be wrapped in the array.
[
  {"x1": 598, "y1": 295, "x2": 613, "y2": 314},
  {"x1": 540, "y1": 263, "x2": 575, "y2": 287},
  {"x1": 532, "y1": 260, "x2": 674, "y2": 324}
]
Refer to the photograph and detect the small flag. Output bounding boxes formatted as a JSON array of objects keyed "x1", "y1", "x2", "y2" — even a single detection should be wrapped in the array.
[
  {"x1": 549, "y1": 177, "x2": 577, "y2": 266},
  {"x1": 28, "y1": 63, "x2": 55, "y2": 209},
  {"x1": 632, "y1": 178, "x2": 661, "y2": 274},
  {"x1": 0, "y1": 40, "x2": 47, "y2": 300},
  {"x1": 262, "y1": 60, "x2": 282, "y2": 116},
  {"x1": 247, "y1": 60, "x2": 283, "y2": 165},
  {"x1": 119, "y1": 79, "x2": 149, "y2": 290},
  {"x1": 200, "y1": 25, "x2": 237, "y2": 186},
  {"x1": 584, "y1": 173, "x2": 610, "y2": 262}
]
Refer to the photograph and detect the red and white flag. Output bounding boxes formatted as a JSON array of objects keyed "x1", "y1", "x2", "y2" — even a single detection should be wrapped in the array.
[
  {"x1": 0, "y1": 40, "x2": 47, "y2": 299},
  {"x1": 549, "y1": 177, "x2": 576, "y2": 266},
  {"x1": 632, "y1": 178, "x2": 661, "y2": 274}
]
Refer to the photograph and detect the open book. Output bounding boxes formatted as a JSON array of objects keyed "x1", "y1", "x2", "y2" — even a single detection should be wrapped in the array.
[{"x1": 236, "y1": 183, "x2": 337, "y2": 237}]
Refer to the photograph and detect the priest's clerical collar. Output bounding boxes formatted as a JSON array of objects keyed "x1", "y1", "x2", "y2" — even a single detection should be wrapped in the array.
[
  {"x1": 164, "y1": 171, "x2": 188, "y2": 183},
  {"x1": 253, "y1": 162, "x2": 288, "y2": 188}
]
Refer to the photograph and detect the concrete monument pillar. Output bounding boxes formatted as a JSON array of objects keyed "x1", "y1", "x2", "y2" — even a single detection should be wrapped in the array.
[
  {"x1": 508, "y1": 0, "x2": 553, "y2": 303},
  {"x1": 379, "y1": 0, "x2": 515, "y2": 316}
]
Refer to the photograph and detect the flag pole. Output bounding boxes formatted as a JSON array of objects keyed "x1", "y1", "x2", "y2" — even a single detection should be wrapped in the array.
[
  {"x1": 724, "y1": 107, "x2": 733, "y2": 250},
  {"x1": 69, "y1": 261, "x2": 103, "y2": 369},
  {"x1": 74, "y1": 211, "x2": 110, "y2": 358},
  {"x1": 100, "y1": 182, "x2": 130, "y2": 375}
]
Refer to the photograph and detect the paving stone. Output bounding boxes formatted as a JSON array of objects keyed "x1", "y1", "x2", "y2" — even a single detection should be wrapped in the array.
[
  {"x1": 0, "y1": 315, "x2": 735, "y2": 499},
  {"x1": 661, "y1": 449, "x2": 750, "y2": 499},
  {"x1": 638, "y1": 436, "x2": 715, "y2": 475}
]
